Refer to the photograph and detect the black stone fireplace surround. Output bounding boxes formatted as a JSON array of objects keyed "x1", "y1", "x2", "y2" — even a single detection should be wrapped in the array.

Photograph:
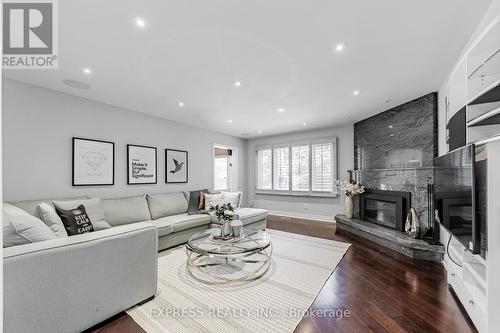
[
  {"x1": 335, "y1": 93, "x2": 444, "y2": 261},
  {"x1": 359, "y1": 189, "x2": 411, "y2": 232}
]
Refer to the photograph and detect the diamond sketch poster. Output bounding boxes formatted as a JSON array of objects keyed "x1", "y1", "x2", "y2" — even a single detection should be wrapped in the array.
[{"x1": 73, "y1": 138, "x2": 114, "y2": 186}]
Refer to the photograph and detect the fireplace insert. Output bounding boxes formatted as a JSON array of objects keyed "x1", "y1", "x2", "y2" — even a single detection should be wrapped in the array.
[{"x1": 360, "y1": 189, "x2": 411, "y2": 231}]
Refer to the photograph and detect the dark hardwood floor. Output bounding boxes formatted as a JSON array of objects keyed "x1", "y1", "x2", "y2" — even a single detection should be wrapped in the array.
[{"x1": 91, "y1": 216, "x2": 477, "y2": 333}]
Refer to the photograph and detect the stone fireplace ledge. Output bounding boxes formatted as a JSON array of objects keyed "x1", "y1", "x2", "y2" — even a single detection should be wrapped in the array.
[{"x1": 335, "y1": 214, "x2": 444, "y2": 262}]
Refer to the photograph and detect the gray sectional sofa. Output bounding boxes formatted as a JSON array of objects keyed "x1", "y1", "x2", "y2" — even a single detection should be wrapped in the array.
[{"x1": 3, "y1": 191, "x2": 267, "y2": 333}]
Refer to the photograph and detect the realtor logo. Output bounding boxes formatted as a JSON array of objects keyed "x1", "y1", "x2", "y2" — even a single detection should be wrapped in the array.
[{"x1": 2, "y1": 0, "x2": 58, "y2": 69}]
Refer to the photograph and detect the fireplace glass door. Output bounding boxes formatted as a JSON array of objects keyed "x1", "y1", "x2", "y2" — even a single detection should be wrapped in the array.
[{"x1": 364, "y1": 199, "x2": 398, "y2": 229}]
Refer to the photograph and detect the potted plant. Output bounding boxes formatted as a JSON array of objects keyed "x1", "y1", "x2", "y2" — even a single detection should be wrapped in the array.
[
  {"x1": 336, "y1": 179, "x2": 365, "y2": 219},
  {"x1": 211, "y1": 203, "x2": 235, "y2": 238}
]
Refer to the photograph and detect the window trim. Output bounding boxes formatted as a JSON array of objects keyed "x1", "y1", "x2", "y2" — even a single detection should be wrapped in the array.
[{"x1": 254, "y1": 137, "x2": 338, "y2": 197}]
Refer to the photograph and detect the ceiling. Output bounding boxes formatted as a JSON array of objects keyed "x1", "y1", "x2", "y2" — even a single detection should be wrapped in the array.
[{"x1": 4, "y1": 0, "x2": 492, "y2": 138}]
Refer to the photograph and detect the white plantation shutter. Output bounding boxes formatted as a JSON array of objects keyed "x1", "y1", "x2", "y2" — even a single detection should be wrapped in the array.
[
  {"x1": 273, "y1": 147, "x2": 289, "y2": 190},
  {"x1": 256, "y1": 148, "x2": 272, "y2": 190},
  {"x1": 312, "y1": 142, "x2": 335, "y2": 192},
  {"x1": 255, "y1": 138, "x2": 337, "y2": 195},
  {"x1": 291, "y1": 145, "x2": 310, "y2": 191}
]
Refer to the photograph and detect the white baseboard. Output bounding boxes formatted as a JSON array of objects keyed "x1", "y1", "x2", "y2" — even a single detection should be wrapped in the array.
[{"x1": 267, "y1": 210, "x2": 335, "y2": 223}]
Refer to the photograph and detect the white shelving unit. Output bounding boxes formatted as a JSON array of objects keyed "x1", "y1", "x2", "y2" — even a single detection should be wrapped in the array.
[
  {"x1": 443, "y1": 14, "x2": 500, "y2": 333},
  {"x1": 466, "y1": 19, "x2": 500, "y2": 145},
  {"x1": 444, "y1": 235, "x2": 487, "y2": 332}
]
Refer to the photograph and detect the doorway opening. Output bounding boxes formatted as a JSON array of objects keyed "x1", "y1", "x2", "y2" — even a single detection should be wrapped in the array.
[{"x1": 213, "y1": 145, "x2": 237, "y2": 191}]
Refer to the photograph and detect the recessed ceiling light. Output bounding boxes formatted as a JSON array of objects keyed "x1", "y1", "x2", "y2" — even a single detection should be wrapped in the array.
[
  {"x1": 335, "y1": 43, "x2": 347, "y2": 52},
  {"x1": 133, "y1": 17, "x2": 147, "y2": 28},
  {"x1": 258, "y1": 130, "x2": 262, "y2": 134},
  {"x1": 178, "y1": 102, "x2": 184, "y2": 107},
  {"x1": 83, "y1": 68, "x2": 92, "y2": 75},
  {"x1": 353, "y1": 90, "x2": 361, "y2": 96},
  {"x1": 277, "y1": 108, "x2": 285, "y2": 112},
  {"x1": 228, "y1": 119, "x2": 233, "y2": 123},
  {"x1": 303, "y1": 122, "x2": 307, "y2": 126},
  {"x1": 234, "y1": 81, "x2": 242, "y2": 87}
]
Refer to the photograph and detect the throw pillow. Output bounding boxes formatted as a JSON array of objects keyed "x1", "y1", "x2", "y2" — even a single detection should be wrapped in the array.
[
  {"x1": 55, "y1": 205, "x2": 94, "y2": 236},
  {"x1": 52, "y1": 198, "x2": 111, "y2": 231},
  {"x1": 3, "y1": 203, "x2": 57, "y2": 247},
  {"x1": 222, "y1": 191, "x2": 241, "y2": 208},
  {"x1": 187, "y1": 189, "x2": 208, "y2": 215},
  {"x1": 204, "y1": 192, "x2": 225, "y2": 210},
  {"x1": 35, "y1": 202, "x2": 68, "y2": 238},
  {"x1": 198, "y1": 192, "x2": 206, "y2": 210}
]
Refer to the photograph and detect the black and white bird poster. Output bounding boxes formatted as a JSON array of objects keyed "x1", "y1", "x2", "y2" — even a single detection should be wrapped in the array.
[{"x1": 165, "y1": 149, "x2": 188, "y2": 183}]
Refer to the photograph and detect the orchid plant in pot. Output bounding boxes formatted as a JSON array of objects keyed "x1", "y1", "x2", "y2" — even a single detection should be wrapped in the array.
[
  {"x1": 211, "y1": 203, "x2": 235, "y2": 238},
  {"x1": 336, "y1": 179, "x2": 365, "y2": 219}
]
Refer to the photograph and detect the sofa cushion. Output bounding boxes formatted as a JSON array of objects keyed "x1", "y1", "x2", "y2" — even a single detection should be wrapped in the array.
[
  {"x1": 102, "y1": 195, "x2": 151, "y2": 226},
  {"x1": 9, "y1": 196, "x2": 88, "y2": 217},
  {"x1": 3, "y1": 203, "x2": 57, "y2": 247},
  {"x1": 146, "y1": 193, "x2": 188, "y2": 219},
  {"x1": 210, "y1": 208, "x2": 267, "y2": 226},
  {"x1": 187, "y1": 189, "x2": 208, "y2": 215},
  {"x1": 222, "y1": 191, "x2": 243, "y2": 208},
  {"x1": 204, "y1": 193, "x2": 224, "y2": 210},
  {"x1": 153, "y1": 219, "x2": 175, "y2": 237},
  {"x1": 154, "y1": 214, "x2": 211, "y2": 233},
  {"x1": 52, "y1": 198, "x2": 111, "y2": 231},
  {"x1": 35, "y1": 202, "x2": 68, "y2": 238}
]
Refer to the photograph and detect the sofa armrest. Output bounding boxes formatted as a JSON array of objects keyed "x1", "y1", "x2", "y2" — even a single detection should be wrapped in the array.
[{"x1": 4, "y1": 222, "x2": 158, "y2": 333}]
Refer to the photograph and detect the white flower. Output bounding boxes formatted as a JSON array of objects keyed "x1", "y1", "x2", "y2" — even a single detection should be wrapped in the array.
[
  {"x1": 224, "y1": 210, "x2": 234, "y2": 216},
  {"x1": 336, "y1": 179, "x2": 365, "y2": 196}
]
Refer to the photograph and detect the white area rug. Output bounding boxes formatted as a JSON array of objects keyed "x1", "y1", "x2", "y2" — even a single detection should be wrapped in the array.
[{"x1": 127, "y1": 229, "x2": 350, "y2": 333}]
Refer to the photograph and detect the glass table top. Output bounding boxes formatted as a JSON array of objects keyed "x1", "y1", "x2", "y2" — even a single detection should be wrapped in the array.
[{"x1": 187, "y1": 227, "x2": 271, "y2": 255}]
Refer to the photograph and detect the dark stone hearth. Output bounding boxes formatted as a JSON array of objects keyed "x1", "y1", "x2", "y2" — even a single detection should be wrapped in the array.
[{"x1": 335, "y1": 215, "x2": 444, "y2": 262}]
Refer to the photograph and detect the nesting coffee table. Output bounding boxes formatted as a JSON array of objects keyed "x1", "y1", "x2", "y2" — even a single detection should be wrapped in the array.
[{"x1": 186, "y1": 227, "x2": 272, "y2": 283}]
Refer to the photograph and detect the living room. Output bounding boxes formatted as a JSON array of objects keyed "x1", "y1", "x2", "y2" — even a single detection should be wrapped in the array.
[{"x1": 2, "y1": 1, "x2": 500, "y2": 332}]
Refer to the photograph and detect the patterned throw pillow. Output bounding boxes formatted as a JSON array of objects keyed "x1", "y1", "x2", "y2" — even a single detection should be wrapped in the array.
[
  {"x1": 55, "y1": 205, "x2": 94, "y2": 236},
  {"x1": 204, "y1": 193, "x2": 225, "y2": 210}
]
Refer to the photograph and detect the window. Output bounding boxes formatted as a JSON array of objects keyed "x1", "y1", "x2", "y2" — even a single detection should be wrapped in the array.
[
  {"x1": 256, "y1": 148, "x2": 272, "y2": 190},
  {"x1": 291, "y1": 145, "x2": 309, "y2": 191},
  {"x1": 273, "y1": 147, "x2": 289, "y2": 190},
  {"x1": 312, "y1": 142, "x2": 334, "y2": 192},
  {"x1": 255, "y1": 138, "x2": 337, "y2": 196}
]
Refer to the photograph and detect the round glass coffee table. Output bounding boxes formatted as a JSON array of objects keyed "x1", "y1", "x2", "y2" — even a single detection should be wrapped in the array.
[{"x1": 186, "y1": 227, "x2": 272, "y2": 283}]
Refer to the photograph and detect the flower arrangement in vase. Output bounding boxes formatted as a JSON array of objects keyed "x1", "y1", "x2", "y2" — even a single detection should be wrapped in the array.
[
  {"x1": 211, "y1": 203, "x2": 235, "y2": 239},
  {"x1": 336, "y1": 179, "x2": 365, "y2": 219}
]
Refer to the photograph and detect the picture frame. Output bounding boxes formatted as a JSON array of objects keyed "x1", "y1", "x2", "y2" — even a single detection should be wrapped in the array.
[
  {"x1": 165, "y1": 149, "x2": 188, "y2": 183},
  {"x1": 73, "y1": 137, "x2": 114, "y2": 186},
  {"x1": 127, "y1": 144, "x2": 157, "y2": 185}
]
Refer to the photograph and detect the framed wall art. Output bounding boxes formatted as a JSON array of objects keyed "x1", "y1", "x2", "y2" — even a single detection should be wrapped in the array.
[
  {"x1": 165, "y1": 149, "x2": 188, "y2": 183},
  {"x1": 73, "y1": 137, "x2": 114, "y2": 186},
  {"x1": 127, "y1": 144, "x2": 157, "y2": 185}
]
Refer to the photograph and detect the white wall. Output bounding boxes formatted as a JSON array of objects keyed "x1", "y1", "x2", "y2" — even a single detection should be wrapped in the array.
[
  {"x1": 438, "y1": 0, "x2": 500, "y2": 156},
  {"x1": 2, "y1": 79, "x2": 247, "y2": 201},
  {"x1": 246, "y1": 125, "x2": 354, "y2": 219}
]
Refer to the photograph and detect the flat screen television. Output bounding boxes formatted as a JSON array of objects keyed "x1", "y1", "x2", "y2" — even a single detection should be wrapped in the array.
[{"x1": 434, "y1": 144, "x2": 479, "y2": 254}]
